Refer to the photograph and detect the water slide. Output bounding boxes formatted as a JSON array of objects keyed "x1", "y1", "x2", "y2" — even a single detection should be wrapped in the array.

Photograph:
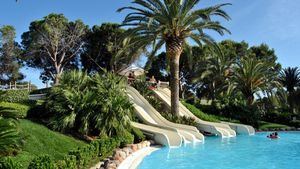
[
  {"x1": 153, "y1": 88, "x2": 240, "y2": 137},
  {"x1": 131, "y1": 122, "x2": 182, "y2": 147},
  {"x1": 126, "y1": 86, "x2": 204, "y2": 146},
  {"x1": 154, "y1": 88, "x2": 255, "y2": 137}
]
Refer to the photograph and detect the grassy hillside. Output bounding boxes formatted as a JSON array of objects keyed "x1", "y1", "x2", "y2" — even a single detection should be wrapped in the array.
[{"x1": 12, "y1": 119, "x2": 88, "y2": 168}]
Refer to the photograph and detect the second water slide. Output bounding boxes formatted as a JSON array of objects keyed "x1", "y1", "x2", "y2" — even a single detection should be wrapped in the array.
[
  {"x1": 126, "y1": 86, "x2": 204, "y2": 146},
  {"x1": 153, "y1": 87, "x2": 239, "y2": 137}
]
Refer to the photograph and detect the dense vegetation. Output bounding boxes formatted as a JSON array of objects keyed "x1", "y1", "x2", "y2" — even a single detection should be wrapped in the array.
[
  {"x1": 0, "y1": 71, "x2": 140, "y2": 168},
  {"x1": 10, "y1": 119, "x2": 88, "y2": 168},
  {"x1": 1, "y1": 0, "x2": 300, "y2": 168}
]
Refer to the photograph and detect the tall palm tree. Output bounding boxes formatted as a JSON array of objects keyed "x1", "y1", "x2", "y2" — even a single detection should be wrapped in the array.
[
  {"x1": 233, "y1": 57, "x2": 271, "y2": 105},
  {"x1": 279, "y1": 67, "x2": 300, "y2": 113},
  {"x1": 118, "y1": 0, "x2": 231, "y2": 116},
  {"x1": 279, "y1": 67, "x2": 300, "y2": 94}
]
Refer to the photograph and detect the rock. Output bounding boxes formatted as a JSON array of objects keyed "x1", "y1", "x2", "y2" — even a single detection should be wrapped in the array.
[
  {"x1": 123, "y1": 147, "x2": 132, "y2": 156},
  {"x1": 114, "y1": 160, "x2": 121, "y2": 167},
  {"x1": 107, "y1": 162, "x2": 117, "y2": 169},
  {"x1": 119, "y1": 150, "x2": 127, "y2": 160},
  {"x1": 131, "y1": 144, "x2": 137, "y2": 152},
  {"x1": 146, "y1": 141, "x2": 151, "y2": 147},
  {"x1": 137, "y1": 143, "x2": 142, "y2": 150},
  {"x1": 102, "y1": 160, "x2": 110, "y2": 168}
]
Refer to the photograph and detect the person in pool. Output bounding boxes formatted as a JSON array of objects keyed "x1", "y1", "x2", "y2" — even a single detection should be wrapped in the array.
[{"x1": 267, "y1": 132, "x2": 279, "y2": 139}]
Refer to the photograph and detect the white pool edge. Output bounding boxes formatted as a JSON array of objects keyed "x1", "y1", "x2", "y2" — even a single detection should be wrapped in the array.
[{"x1": 118, "y1": 146, "x2": 161, "y2": 169}]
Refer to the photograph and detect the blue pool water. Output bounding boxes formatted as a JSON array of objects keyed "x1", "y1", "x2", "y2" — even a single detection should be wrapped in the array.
[{"x1": 138, "y1": 132, "x2": 300, "y2": 169}]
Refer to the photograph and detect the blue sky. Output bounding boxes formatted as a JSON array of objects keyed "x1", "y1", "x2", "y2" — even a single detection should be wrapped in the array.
[{"x1": 1, "y1": 0, "x2": 300, "y2": 88}]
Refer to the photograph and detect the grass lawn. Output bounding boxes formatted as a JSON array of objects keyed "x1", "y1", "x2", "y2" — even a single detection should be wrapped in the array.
[
  {"x1": 0, "y1": 102, "x2": 31, "y2": 118},
  {"x1": 258, "y1": 121, "x2": 291, "y2": 130},
  {"x1": 12, "y1": 119, "x2": 88, "y2": 168}
]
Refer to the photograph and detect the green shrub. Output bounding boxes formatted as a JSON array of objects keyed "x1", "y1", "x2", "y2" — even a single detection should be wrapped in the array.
[
  {"x1": 182, "y1": 102, "x2": 220, "y2": 122},
  {"x1": 0, "y1": 90, "x2": 29, "y2": 103},
  {"x1": 68, "y1": 144, "x2": 97, "y2": 168},
  {"x1": 119, "y1": 131, "x2": 134, "y2": 147},
  {"x1": 0, "y1": 118, "x2": 23, "y2": 156},
  {"x1": 46, "y1": 71, "x2": 133, "y2": 138},
  {"x1": 28, "y1": 155, "x2": 55, "y2": 169},
  {"x1": 30, "y1": 88, "x2": 52, "y2": 95},
  {"x1": 68, "y1": 137, "x2": 120, "y2": 168},
  {"x1": 55, "y1": 155, "x2": 77, "y2": 169},
  {"x1": 2, "y1": 137, "x2": 121, "y2": 169},
  {"x1": 0, "y1": 102, "x2": 31, "y2": 118},
  {"x1": 0, "y1": 157, "x2": 23, "y2": 169},
  {"x1": 130, "y1": 127, "x2": 145, "y2": 143},
  {"x1": 290, "y1": 120, "x2": 300, "y2": 128}
]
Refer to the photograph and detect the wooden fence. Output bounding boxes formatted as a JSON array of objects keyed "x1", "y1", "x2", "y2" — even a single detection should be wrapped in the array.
[{"x1": 0, "y1": 81, "x2": 32, "y2": 91}]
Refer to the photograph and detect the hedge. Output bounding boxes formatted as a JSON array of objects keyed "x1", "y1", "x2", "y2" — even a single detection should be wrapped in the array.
[
  {"x1": 0, "y1": 102, "x2": 31, "y2": 118},
  {"x1": 182, "y1": 102, "x2": 220, "y2": 122},
  {"x1": 0, "y1": 90, "x2": 29, "y2": 103},
  {"x1": 30, "y1": 88, "x2": 52, "y2": 95},
  {"x1": 0, "y1": 137, "x2": 123, "y2": 169}
]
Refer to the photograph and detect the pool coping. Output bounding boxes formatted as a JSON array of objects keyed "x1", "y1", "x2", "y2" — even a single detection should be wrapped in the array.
[{"x1": 118, "y1": 145, "x2": 161, "y2": 169}]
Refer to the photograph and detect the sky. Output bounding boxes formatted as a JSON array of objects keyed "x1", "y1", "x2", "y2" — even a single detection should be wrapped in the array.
[{"x1": 0, "y1": 0, "x2": 300, "y2": 88}]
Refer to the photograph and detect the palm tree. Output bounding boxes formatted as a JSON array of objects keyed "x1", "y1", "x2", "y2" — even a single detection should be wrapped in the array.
[
  {"x1": 0, "y1": 118, "x2": 22, "y2": 156},
  {"x1": 279, "y1": 67, "x2": 300, "y2": 113},
  {"x1": 233, "y1": 57, "x2": 271, "y2": 105},
  {"x1": 46, "y1": 70, "x2": 133, "y2": 137},
  {"x1": 118, "y1": 0, "x2": 231, "y2": 116},
  {"x1": 279, "y1": 67, "x2": 300, "y2": 94}
]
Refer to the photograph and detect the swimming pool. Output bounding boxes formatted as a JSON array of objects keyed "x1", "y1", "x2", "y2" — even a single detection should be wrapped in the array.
[{"x1": 138, "y1": 132, "x2": 300, "y2": 169}]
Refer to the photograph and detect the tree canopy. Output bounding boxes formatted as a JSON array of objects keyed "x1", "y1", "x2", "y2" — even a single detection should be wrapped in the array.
[
  {"x1": 21, "y1": 13, "x2": 87, "y2": 84},
  {"x1": 0, "y1": 25, "x2": 23, "y2": 83}
]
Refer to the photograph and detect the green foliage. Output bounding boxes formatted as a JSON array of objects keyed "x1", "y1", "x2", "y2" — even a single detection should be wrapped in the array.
[
  {"x1": 0, "y1": 157, "x2": 23, "y2": 169},
  {"x1": 0, "y1": 102, "x2": 31, "y2": 118},
  {"x1": 21, "y1": 13, "x2": 87, "y2": 84},
  {"x1": 161, "y1": 112, "x2": 197, "y2": 126},
  {"x1": 258, "y1": 121, "x2": 290, "y2": 130},
  {"x1": 119, "y1": 131, "x2": 134, "y2": 147},
  {"x1": 81, "y1": 23, "x2": 140, "y2": 72},
  {"x1": 130, "y1": 127, "x2": 145, "y2": 143},
  {"x1": 92, "y1": 72, "x2": 133, "y2": 137},
  {"x1": 12, "y1": 119, "x2": 87, "y2": 168},
  {"x1": 68, "y1": 137, "x2": 120, "y2": 168},
  {"x1": 55, "y1": 155, "x2": 77, "y2": 169},
  {"x1": 4, "y1": 135, "x2": 121, "y2": 169},
  {"x1": 233, "y1": 56, "x2": 273, "y2": 105},
  {"x1": 290, "y1": 120, "x2": 300, "y2": 128},
  {"x1": 30, "y1": 88, "x2": 52, "y2": 95},
  {"x1": 181, "y1": 102, "x2": 220, "y2": 122},
  {"x1": 28, "y1": 155, "x2": 55, "y2": 169},
  {"x1": 0, "y1": 25, "x2": 24, "y2": 83},
  {"x1": 0, "y1": 118, "x2": 23, "y2": 157},
  {"x1": 46, "y1": 70, "x2": 133, "y2": 137},
  {"x1": 0, "y1": 90, "x2": 29, "y2": 103}
]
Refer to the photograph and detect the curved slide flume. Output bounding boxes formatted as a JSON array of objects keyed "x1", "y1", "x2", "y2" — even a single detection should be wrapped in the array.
[
  {"x1": 153, "y1": 88, "x2": 239, "y2": 137},
  {"x1": 131, "y1": 122, "x2": 182, "y2": 147},
  {"x1": 126, "y1": 86, "x2": 204, "y2": 145}
]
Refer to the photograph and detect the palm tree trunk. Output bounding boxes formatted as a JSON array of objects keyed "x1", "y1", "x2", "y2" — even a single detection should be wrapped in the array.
[
  {"x1": 166, "y1": 39, "x2": 183, "y2": 117},
  {"x1": 247, "y1": 95, "x2": 254, "y2": 106}
]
